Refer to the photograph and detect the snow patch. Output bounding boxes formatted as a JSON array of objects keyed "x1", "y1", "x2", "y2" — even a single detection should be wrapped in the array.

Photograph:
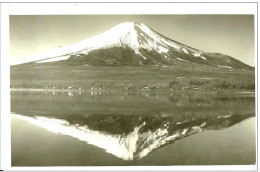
[
  {"x1": 177, "y1": 58, "x2": 190, "y2": 63},
  {"x1": 139, "y1": 23, "x2": 181, "y2": 51},
  {"x1": 36, "y1": 55, "x2": 70, "y2": 63},
  {"x1": 164, "y1": 54, "x2": 169, "y2": 59},
  {"x1": 176, "y1": 77, "x2": 185, "y2": 79},
  {"x1": 200, "y1": 56, "x2": 207, "y2": 60},
  {"x1": 217, "y1": 115, "x2": 232, "y2": 119},
  {"x1": 182, "y1": 48, "x2": 189, "y2": 55},
  {"x1": 217, "y1": 65, "x2": 232, "y2": 69},
  {"x1": 156, "y1": 45, "x2": 168, "y2": 54},
  {"x1": 182, "y1": 47, "x2": 206, "y2": 61}
]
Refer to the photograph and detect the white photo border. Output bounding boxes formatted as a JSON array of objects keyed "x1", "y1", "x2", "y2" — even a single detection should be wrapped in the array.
[{"x1": 0, "y1": 2, "x2": 258, "y2": 171}]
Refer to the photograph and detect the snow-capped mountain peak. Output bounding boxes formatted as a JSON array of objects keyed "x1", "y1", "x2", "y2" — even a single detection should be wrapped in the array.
[{"x1": 11, "y1": 22, "x2": 253, "y2": 70}]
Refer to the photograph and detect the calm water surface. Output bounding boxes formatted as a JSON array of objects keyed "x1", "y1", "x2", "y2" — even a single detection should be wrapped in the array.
[{"x1": 11, "y1": 91, "x2": 256, "y2": 166}]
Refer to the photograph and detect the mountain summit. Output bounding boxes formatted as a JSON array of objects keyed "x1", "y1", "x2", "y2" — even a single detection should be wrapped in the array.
[{"x1": 13, "y1": 22, "x2": 253, "y2": 70}]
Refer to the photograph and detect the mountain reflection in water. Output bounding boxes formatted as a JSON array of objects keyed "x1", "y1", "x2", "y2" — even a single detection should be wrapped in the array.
[{"x1": 12, "y1": 112, "x2": 254, "y2": 160}]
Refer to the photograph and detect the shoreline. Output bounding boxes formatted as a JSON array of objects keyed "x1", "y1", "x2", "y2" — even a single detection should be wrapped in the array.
[{"x1": 10, "y1": 88, "x2": 255, "y2": 95}]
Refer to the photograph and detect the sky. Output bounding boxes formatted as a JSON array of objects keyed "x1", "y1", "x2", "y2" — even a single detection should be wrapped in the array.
[{"x1": 10, "y1": 15, "x2": 255, "y2": 66}]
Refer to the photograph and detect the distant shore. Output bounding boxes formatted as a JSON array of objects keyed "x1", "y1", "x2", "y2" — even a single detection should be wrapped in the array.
[{"x1": 10, "y1": 88, "x2": 255, "y2": 95}]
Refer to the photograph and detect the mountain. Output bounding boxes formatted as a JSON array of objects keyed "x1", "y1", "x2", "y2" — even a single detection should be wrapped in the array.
[
  {"x1": 10, "y1": 22, "x2": 255, "y2": 91},
  {"x1": 12, "y1": 22, "x2": 253, "y2": 70}
]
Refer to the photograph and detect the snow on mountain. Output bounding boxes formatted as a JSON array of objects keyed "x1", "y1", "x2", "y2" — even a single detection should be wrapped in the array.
[
  {"x1": 12, "y1": 22, "x2": 202, "y2": 64},
  {"x1": 11, "y1": 22, "x2": 253, "y2": 70},
  {"x1": 217, "y1": 65, "x2": 232, "y2": 69}
]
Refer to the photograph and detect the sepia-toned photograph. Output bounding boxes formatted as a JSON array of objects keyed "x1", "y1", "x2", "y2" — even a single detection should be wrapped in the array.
[{"x1": 1, "y1": 2, "x2": 257, "y2": 170}]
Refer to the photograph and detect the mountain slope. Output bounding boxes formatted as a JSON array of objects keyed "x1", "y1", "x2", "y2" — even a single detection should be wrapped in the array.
[{"x1": 12, "y1": 22, "x2": 253, "y2": 70}]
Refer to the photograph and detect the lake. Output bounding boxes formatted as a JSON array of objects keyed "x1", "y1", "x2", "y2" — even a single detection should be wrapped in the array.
[{"x1": 10, "y1": 90, "x2": 256, "y2": 166}]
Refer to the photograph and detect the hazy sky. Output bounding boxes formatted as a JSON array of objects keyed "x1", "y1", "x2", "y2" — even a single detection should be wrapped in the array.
[{"x1": 10, "y1": 15, "x2": 255, "y2": 66}]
